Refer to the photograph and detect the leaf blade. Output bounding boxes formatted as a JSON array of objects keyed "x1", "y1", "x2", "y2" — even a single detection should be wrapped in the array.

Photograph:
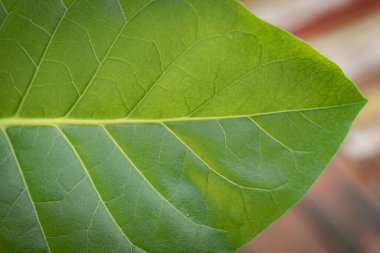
[{"x1": 0, "y1": 0, "x2": 366, "y2": 252}]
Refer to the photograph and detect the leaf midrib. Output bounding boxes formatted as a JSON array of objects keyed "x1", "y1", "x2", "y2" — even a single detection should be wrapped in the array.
[{"x1": 0, "y1": 101, "x2": 365, "y2": 127}]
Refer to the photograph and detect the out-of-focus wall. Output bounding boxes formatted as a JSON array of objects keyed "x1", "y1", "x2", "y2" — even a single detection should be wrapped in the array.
[{"x1": 238, "y1": 1, "x2": 380, "y2": 252}]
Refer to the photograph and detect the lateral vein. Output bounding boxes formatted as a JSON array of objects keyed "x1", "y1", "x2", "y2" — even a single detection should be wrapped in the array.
[
  {"x1": 1, "y1": 128, "x2": 53, "y2": 253},
  {"x1": 55, "y1": 126, "x2": 147, "y2": 253},
  {"x1": 101, "y1": 125, "x2": 226, "y2": 232},
  {"x1": 14, "y1": 3, "x2": 70, "y2": 116},
  {"x1": 161, "y1": 123, "x2": 278, "y2": 191}
]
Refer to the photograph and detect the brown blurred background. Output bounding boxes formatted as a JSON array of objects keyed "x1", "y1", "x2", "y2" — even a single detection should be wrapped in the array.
[{"x1": 238, "y1": 0, "x2": 380, "y2": 252}]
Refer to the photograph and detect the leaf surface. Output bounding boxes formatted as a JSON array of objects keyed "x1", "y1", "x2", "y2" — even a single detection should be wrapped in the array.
[{"x1": 0, "y1": 0, "x2": 366, "y2": 252}]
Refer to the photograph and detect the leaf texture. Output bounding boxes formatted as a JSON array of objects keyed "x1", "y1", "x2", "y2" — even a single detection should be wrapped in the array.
[{"x1": 0, "y1": 0, "x2": 366, "y2": 252}]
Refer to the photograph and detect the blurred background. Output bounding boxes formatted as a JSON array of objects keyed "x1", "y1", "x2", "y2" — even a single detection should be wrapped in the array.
[{"x1": 238, "y1": 0, "x2": 380, "y2": 252}]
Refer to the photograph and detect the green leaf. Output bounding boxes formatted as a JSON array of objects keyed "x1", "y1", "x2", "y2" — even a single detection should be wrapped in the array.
[{"x1": 0, "y1": 0, "x2": 366, "y2": 252}]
